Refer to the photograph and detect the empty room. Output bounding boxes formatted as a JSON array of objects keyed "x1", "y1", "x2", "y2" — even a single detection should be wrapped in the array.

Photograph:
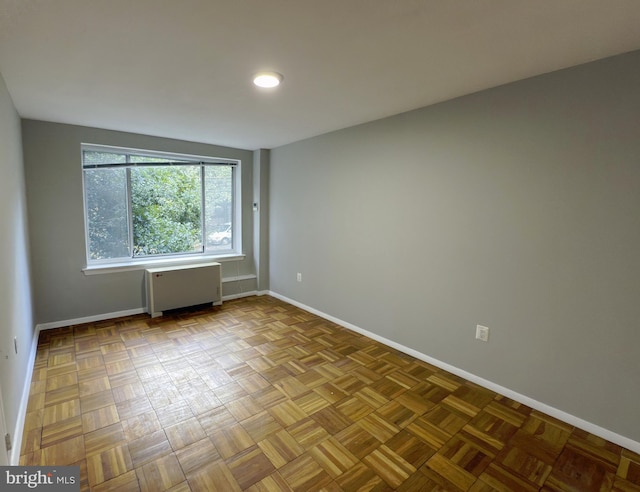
[{"x1": 1, "y1": 1, "x2": 639, "y2": 490}]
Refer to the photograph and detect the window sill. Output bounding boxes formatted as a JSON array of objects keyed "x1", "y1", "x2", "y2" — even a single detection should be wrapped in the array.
[{"x1": 82, "y1": 253, "x2": 246, "y2": 276}]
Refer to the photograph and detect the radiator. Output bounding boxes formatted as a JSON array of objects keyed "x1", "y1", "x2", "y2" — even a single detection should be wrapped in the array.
[{"x1": 146, "y1": 262, "x2": 222, "y2": 317}]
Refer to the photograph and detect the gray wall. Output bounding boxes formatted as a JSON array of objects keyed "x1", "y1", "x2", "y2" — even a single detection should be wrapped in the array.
[
  {"x1": 269, "y1": 51, "x2": 640, "y2": 442},
  {"x1": 0, "y1": 72, "x2": 34, "y2": 457},
  {"x1": 253, "y1": 149, "x2": 270, "y2": 292},
  {"x1": 22, "y1": 121, "x2": 255, "y2": 325}
]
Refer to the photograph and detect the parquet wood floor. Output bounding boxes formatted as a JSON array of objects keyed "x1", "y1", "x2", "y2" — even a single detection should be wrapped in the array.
[{"x1": 20, "y1": 295, "x2": 640, "y2": 491}]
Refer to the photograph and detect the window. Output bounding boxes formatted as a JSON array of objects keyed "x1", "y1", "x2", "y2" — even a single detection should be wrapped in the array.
[{"x1": 82, "y1": 145, "x2": 240, "y2": 265}]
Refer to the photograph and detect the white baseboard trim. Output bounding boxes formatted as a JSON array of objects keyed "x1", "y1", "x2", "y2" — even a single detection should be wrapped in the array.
[
  {"x1": 267, "y1": 290, "x2": 640, "y2": 455},
  {"x1": 10, "y1": 325, "x2": 40, "y2": 465},
  {"x1": 36, "y1": 279, "x2": 260, "y2": 331},
  {"x1": 222, "y1": 290, "x2": 258, "y2": 301},
  {"x1": 36, "y1": 308, "x2": 147, "y2": 332},
  {"x1": 34, "y1": 290, "x2": 266, "y2": 332}
]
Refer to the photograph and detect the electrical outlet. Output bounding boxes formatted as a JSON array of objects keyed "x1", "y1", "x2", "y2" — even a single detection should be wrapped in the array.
[
  {"x1": 296, "y1": 272, "x2": 302, "y2": 282},
  {"x1": 475, "y1": 325, "x2": 490, "y2": 342}
]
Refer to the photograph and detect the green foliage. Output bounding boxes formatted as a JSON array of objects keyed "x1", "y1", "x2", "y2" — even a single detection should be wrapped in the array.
[{"x1": 131, "y1": 166, "x2": 202, "y2": 256}]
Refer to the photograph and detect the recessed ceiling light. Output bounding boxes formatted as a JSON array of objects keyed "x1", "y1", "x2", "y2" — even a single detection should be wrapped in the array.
[{"x1": 253, "y1": 72, "x2": 283, "y2": 88}]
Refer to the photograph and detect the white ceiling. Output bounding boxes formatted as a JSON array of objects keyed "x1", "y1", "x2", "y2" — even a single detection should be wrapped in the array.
[{"x1": 1, "y1": 0, "x2": 640, "y2": 150}]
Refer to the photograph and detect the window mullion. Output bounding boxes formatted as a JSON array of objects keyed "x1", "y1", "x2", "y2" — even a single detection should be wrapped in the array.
[
  {"x1": 126, "y1": 163, "x2": 134, "y2": 258},
  {"x1": 232, "y1": 166, "x2": 238, "y2": 250},
  {"x1": 200, "y1": 165, "x2": 206, "y2": 253}
]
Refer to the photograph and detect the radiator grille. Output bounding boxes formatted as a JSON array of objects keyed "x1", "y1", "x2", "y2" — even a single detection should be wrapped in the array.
[{"x1": 146, "y1": 262, "x2": 222, "y2": 317}]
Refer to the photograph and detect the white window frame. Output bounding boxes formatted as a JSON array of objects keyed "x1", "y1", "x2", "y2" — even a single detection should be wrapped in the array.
[{"x1": 81, "y1": 143, "x2": 242, "y2": 274}]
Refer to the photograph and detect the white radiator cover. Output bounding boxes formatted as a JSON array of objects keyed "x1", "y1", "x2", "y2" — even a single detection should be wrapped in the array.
[{"x1": 146, "y1": 262, "x2": 222, "y2": 317}]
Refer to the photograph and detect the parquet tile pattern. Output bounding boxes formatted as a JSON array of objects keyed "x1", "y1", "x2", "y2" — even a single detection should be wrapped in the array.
[{"x1": 20, "y1": 295, "x2": 640, "y2": 491}]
